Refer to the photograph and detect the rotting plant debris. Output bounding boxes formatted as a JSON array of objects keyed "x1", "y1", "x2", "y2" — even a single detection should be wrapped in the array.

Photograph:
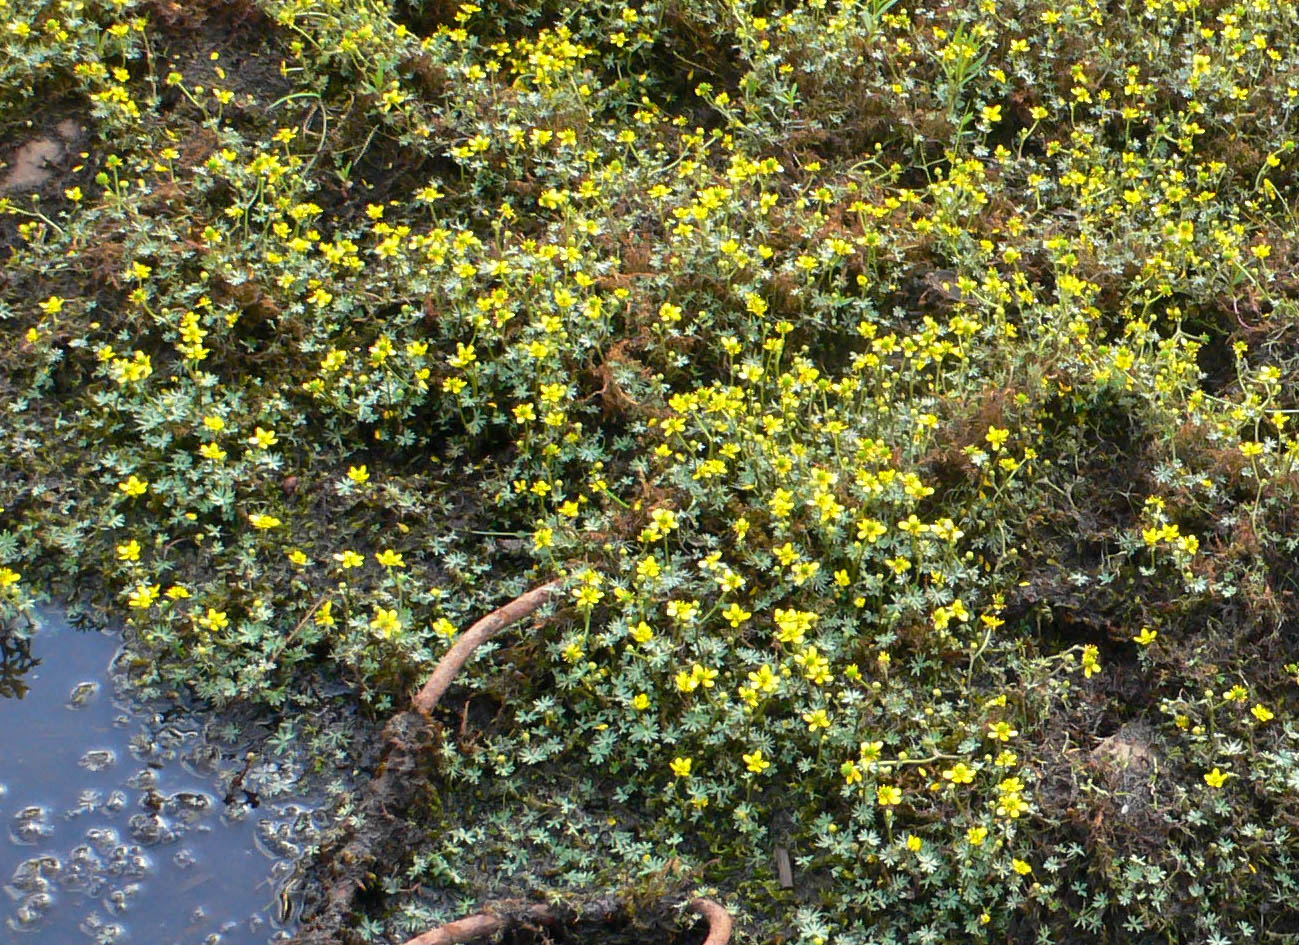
[{"x1": 5, "y1": 0, "x2": 1299, "y2": 943}]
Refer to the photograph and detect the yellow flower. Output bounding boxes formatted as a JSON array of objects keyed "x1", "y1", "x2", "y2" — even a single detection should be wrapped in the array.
[
  {"x1": 164, "y1": 585, "x2": 190, "y2": 599},
  {"x1": 841, "y1": 759, "x2": 863, "y2": 784},
  {"x1": 534, "y1": 527, "x2": 554, "y2": 550},
  {"x1": 127, "y1": 584, "x2": 160, "y2": 609},
  {"x1": 1081, "y1": 644, "x2": 1101, "y2": 678},
  {"x1": 0, "y1": 567, "x2": 21, "y2": 588},
  {"x1": 988, "y1": 720, "x2": 1018, "y2": 741},
  {"x1": 315, "y1": 601, "x2": 336, "y2": 628},
  {"x1": 1251, "y1": 704, "x2": 1274, "y2": 723},
  {"x1": 1012, "y1": 858, "x2": 1033, "y2": 875},
  {"x1": 857, "y1": 518, "x2": 887, "y2": 543},
  {"x1": 431, "y1": 617, "x2": 457, "y2": 639},
  {"x1": 997, "y1": 776, "x2": 1025, "y2": 795},
  {"x1": 967, "y1": 826, "x2": 988, "y2": 846},
  {"x1": 335, "y1": 550, "x2": 364, "y2": 569},
  {"x1": 630, "y1": 621, "x2": 654, "y2": 644},
  {"x1": 573, "y1": 584, "x2": 603, "y2": 610},
  {"x1": 670, "y1": 756, "x2": 692, "y2": 778},
  {"x1": 249, "y1": 426, "x2": 278, "y2": 449},
  {"x1": 650, "y1": 507, "x2": 679, "y2": 533},
  {"x1": 249, "y1": 513, "x2": 281, "y2": 529},
  {"x1": 997, "y1": 793, "x2": 1030, "y2": 818},
  {"x1": 773, "y1": 607, "x2": 817, "y2": 645},
  {"x1": 906, "y1": 835, "x2": 923, "y2": 852},
  {"x1": 665, "y1": 598, "x2": 698, "y2": 623},
  {"x1": 118, "y1": 475, "x2": 149, "y2": 497},
  {"x1": 1133, "y1": 626, "x2": 1158, "y2": 646},
  {"x1": 743, "y1": 750, "x2": 771, "y2": 774},
  {"x1": 348, "y1": 465, "x2": 370, "y2": 484},
  {"x1": 795, "y1": 646, "x2": 832, "y2": 685},
  {"x1": 116, "y1": 539, "x2": 141, "y2": 562},
  {"x1": 370, "y1": 607, "x2": 402, "y2": 639},
  {"x1": 748, "y1": 664, "x2": 778, "y2": 694},
  {"x1": 632, "y1": 693, "x2": 651, "y2": 711},
  {"x1": 877, "y1": 784, "x2": 902, "y2": 806},
  {"x1": 803, "y1": 708, "x2": 832, "y2": 732},
  {"x1": 942, "y1": 762, "x2": 976, "y2": 785},
  {"x1": 375, "y1": 549, "x2": 405, "y2": 568},
  {"x1": 721, "y1": 602, "x2": 752, "y2": 627},
  {"x1": 198, "y1": 608, "x2": 229, "y2": 630}
]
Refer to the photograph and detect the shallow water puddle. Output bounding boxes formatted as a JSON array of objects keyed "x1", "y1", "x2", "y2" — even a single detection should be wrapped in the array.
[{"x1": 2, "y1": 609, "x2": 319, "y2": 944}]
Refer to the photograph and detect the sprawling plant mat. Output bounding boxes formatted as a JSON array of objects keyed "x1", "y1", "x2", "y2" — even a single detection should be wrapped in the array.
[{"x1": 4, "y1": 0, "x2": 1299, "y2": 942}]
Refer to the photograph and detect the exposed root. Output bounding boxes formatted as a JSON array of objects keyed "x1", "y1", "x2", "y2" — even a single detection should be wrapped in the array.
[
  {"x1": 396, "y1": 896, "x2": 733, "y2": 945},
  {"x1": 398, "y1": 902, "x2": 555, "y2": 945},
  {"x1": 287, "y1": 581, "x2": 562, "y2": 945},
  {"x1": 412, "y1": 579, "x2": 561, "y2": 714},
  {"x1": 689, "y1": 897, "x2": 734, "y2": 945}
]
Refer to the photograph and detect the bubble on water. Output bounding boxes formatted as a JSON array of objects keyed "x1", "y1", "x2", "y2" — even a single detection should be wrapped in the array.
[
  {"x1": 5, "y1": 610, "x2": 321, "y2": 940},
  {"x1": 167, "y1": 790, "x2": 213, "y2": 813},
  {"x1": 125, "y1": 767, "x2": 157, "y2": 791},
  {"x1": 127, "y1": 813, "x2": 176, "y2": 846},
  {"x1": 85, "y1": 826, "x2": 120, "y2": 852},
  {"x1": 256, "y1": 818, "x2": 301, "y2": 859},
  {"x1": 67, "y1": 679, "x2": 100, "y2": 708},
  {"x1": 80, "y1": 748, "x2": 116, "y2": 772},
  {"x1": 61, "y1": 844, "x2": 105, "y2": 892},
  {"x1": 103, "y1": 881, "x2": 141, "y2": 915},
  {"x1": 13, "y1": 890, "x2": 54, "y2": 927},
  {"x1": 69, "y1": 788, "x2": 105, "y2": 817},
  {"x1": 104, "y1": 843, "x2": 150, "y2": 879},
  {"x1": 11, "y1": 805, "x2": 53, "y2": 844},
  {"x1": 79, "y1": 909, "x2": 125, "y2": 943},
  {"x1": 11, "y1": 854, "x2": 60, "y2": 892}
]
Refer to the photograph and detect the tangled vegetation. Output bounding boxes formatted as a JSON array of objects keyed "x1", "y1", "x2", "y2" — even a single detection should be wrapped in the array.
[{"x1": 4, "y1": 0, "x2": 1299, "y2": 941}]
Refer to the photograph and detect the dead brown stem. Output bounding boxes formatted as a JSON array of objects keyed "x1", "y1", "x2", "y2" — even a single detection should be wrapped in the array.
[{"x1": 411, "y1": 580, "x2": 560, "y2": 715}]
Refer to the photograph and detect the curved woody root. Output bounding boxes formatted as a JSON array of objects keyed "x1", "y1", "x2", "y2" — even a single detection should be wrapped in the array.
[
  {"x1": 287, "y1": 581, "x2": 562, "y2": 945},
  {"x1": 398, "y1": 897, "x2": 734, "y2": 945}
]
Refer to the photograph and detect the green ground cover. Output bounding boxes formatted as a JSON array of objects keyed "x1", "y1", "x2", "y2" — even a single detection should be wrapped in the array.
[{"x1": 4, "y1": 0, "x2": 1299, "y2": 941}]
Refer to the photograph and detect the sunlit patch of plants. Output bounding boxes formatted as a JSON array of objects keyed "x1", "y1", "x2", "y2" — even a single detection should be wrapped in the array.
[{"x1": 4, "y1": 0, "x2": 1299, "y2": 941}]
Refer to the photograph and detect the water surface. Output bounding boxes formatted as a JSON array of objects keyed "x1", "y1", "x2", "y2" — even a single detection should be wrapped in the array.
[{"x1": 1, "y1": 609, "x2": 320, "y2": 944}]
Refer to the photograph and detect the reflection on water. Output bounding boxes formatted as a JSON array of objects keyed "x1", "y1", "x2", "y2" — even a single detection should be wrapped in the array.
[
  {"x1": 0, "y1": 634, "x2": 37, "y2": 701},
  {"x1": 1, "y1": 609, "x2": 321, "y2": 944}
]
